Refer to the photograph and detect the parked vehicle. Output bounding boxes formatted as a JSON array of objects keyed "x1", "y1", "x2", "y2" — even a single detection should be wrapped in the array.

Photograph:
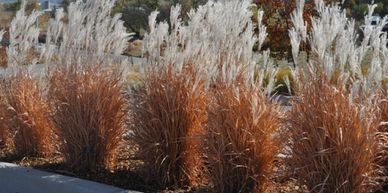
[
  {"x1": 371, "y1": 16, "x2": 382, "y2": 26},
  {"x1": 383, "y1": 22, "x2": 388, "y2": 33}
]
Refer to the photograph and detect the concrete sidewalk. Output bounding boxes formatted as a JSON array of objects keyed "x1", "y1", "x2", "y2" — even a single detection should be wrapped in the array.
[{"x1": 0, "y1": 162, "x2": 139, "y2": 193}]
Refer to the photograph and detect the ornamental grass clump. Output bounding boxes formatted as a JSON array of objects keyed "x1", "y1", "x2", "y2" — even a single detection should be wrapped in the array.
[
  {"x1": 41, "y1": 0, "x2": 129, "y2": 66},
  {"x1": 0, "y1": 0, "x2": 130, "y2": 170},
  {"x1": 131, "y1": 66, "x2": 207, "y2": 187},
  {"x1": 286, "y1": 0, "x2": 388, "y2": 192},
  {"x1": 39, "y1": 0, "x2": 130, "y2": 172},
  {"x1": 48, "y1": 65, "x2": 127, "y2": 171},
  {"x1": 199, "y1": 2, "x2": 283, "y2": 191},
  {"x1": 205, "y1": 80, "x2": 282, "y2": 193},
  {"x1": 0, "y1": 71, "x2": 54, "y2": 157},
  {"x1": 286, "y1": 74, "x2": 382, "y2": 193},
  {"x1": 133, "y1": 0, "x2": 277, "y2": 189}
]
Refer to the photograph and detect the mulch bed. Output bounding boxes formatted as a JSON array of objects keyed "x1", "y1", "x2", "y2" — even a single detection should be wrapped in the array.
[{"x1": 0, "y1": 140, "x2": 305, "y2": 193}]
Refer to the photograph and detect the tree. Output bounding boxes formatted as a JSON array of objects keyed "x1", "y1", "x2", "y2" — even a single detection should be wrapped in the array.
[
  {"x1": 25, "y1": 0, "x2": 40, "y2": 13},
  {"x1": 61, "y1": 0, "x2": 75, "y2": 11},
  {"x1": 3, "y1": 0, "x2": 40, "y2": 15},
  {"x1": 253, "y1": 0, "x2": 345, "y2": 58},
  {"x1": 4, "y1": 0, "x2": 22, "y2": 12},
  {"x1": 118, "y1": 0, "x2": 159, "y2": 35},
  {"x1": 352, "y1": 3, "x2": 369, "y2": 20},
  {"x1": 254, "y1": 0, "x2": 316, "y2": 58},
  {"x1": 373, "y1": 0, "x2": 388, "y2": 16}
]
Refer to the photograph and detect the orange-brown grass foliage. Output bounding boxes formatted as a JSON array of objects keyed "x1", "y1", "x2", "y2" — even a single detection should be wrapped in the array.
[
  {"x1": 0, "y1": 72, "x2": 54, "y2": 157},
  {"x1": 0, "y1": 106, "x2": 10, "y2": 148},
  {"x1": 0, "y1": 104, "x2": 11, "y2": 149},
  {"x1": 287, "y1": 76, "x2": 382, "y2": 193},
  {"x1": 131, "y1": 67, "x2": 207, "y2": 187},
  {"x1": 204, "y1": 81, "x2": 282, "y2": 193},
  {"x1": 48, "y1": 65, "x2": 127, "y2": 171},
  {"x1": 377, "y1": 92, "x2": 388, "y2": 178}
]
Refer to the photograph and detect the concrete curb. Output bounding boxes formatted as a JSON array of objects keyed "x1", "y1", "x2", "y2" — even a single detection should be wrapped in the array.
[{"x1": 0, "y1": 162, "x2": 140, "y2": 193}]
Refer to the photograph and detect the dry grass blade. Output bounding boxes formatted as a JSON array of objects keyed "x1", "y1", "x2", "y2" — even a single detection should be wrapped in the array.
[
  {"x1": 287, "y1": 75, "x2": 382, "y2": 193},
  {"x1": 204, "y1": 82, "x2": 282, "y2": 193},
  {"x1": 377, "y1": 94, "x2": 388, "y2": 184},
  {"x1": 49, "y1": 65, "x2": 127, "y2": 171},
  {"x1": 0, "y1": 71, "x2": 55, "y2": 157},
  {"x1": 0, "y1": 104, "x2": 11, "y2": 149},
  {"x1": 131, "y1": 67, "x2": 207, "y2": 188}
]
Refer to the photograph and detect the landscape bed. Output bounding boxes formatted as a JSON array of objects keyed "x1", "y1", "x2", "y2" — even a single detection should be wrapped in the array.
[
  {"x1": 0, "y1": 141, "x2": 305, "y2": 193},
  {"x1": 1, "y1": 0, "x2": 388, "y2": 193}
]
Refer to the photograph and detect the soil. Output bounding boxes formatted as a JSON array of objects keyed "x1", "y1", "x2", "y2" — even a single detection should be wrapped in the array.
[{"x1": 0, "y1": 140, "x2": 306, "y2": 193}]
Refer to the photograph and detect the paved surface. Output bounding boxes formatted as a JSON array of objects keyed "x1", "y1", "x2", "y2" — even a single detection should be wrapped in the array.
[{"x1": 0, "y1": 162, "x2": 140, "y2": 193}]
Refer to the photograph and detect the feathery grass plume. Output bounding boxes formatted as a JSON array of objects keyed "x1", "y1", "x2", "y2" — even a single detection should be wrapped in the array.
[
  {"x1": 205, "y1": 80, "x2": 282, "y2": 193},
  {"x1": 48, "y1": 65, "x2": 127, "y2": 171},
  {"x1": 289, "y1": 0, "x2": 388, "y2": 94},
  {"x1": 41, "y1": 0, "x2": 130, "y2": 67},
  {"x1": 142, "y1": 0, "x2": 268, "y2": 84},
  {"x1": 131, "y1": 66, "x2": 207, "y2": 187},
  {"x1": 0, "y1": 70, "x2": 55, "y2": 157},
  {"x1": 288, "y1": 0, "x2": 306, "y2": 64},
  {"x1": 7, "y1": 1, "x2": 41, "y2": 67},
  {"x1": 286, "y1": 73, "x2": 383, "y2": 193}
]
